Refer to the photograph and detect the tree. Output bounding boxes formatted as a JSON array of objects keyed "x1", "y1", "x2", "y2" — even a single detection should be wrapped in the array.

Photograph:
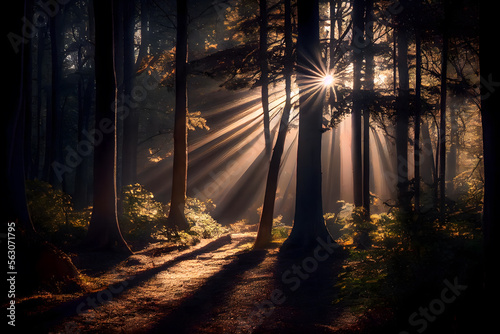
[
  {"x1": 363, "y1": 0, "x2": 374, "y2": 217},
  {"x1": 414, "y1": 25, "x2": 422, "y2": 213},
  {"x1": 479, "y1": 0, "x2": 499, "y2": 300},
  {"x1": 395, "y1": 0, "x2": 411, "y2": 213},
  {"x1": 282, "y1": 0, "x2": 332, "y2": 251},
  {"x1": 351, "y1": 0, "x2": 364, "y2": 208},
  {"x1": 254, "y1": 0, "x2": 294, "y2": 249},
  {"x1": 83, "y1": 0, "x2": 131, "y2": 252},
  {"x1": 438, "y1": 0, "x2": 449, "y2": 221},
  {"x1": 166, "y1": 0, "x2": 190, "y2": 231},
  {"x1": 122, "y1": 0, "x2": 139, "y2": 187},
  {"x1": 260, "y1": 0, "x2": 271, "y2": 156},
  {"x1": 48, "y1": 12, "x2": 64, "y2": 186},
  {"x1": 5, "y1": 0, "x2": 36, "y2": 233}
]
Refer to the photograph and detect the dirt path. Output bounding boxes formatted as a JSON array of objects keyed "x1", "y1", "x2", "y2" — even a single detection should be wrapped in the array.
[{"x1": 24, "y1": 233, "x2": 361, "y2": 333}]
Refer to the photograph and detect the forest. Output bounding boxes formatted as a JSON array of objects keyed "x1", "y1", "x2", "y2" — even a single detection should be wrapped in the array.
[{"x1": 3, "y1": 0, "x2": 498, "y2": 333}]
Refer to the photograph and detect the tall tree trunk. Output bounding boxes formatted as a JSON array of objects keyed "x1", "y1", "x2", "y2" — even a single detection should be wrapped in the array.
[
  {"x1": 260, "y1": 0, "x2": 271, "y2": 156},
  {"x1": 480, "y1": 0, "x2": 500, "y2": 308},
  {"x1": 24, "y1": 2, "x2": 34, "y2": 180},
  {"x1": 75, "y1": 1, "x2": 95, "y2": 209},
  {"x1": 447, "y1": 106, "x2": 458, "y2": 195},
  {"x1": 420, "y1": 119, "x2": 435, "y2": 186},
  {"x1": 35, "y1": 26, "x2": 46, "y2": 180},
  {"x1": 283, "y1": 0, "x2": 332, "y2": 251},
  {"x1": 84, "y1": 0, "x2": 131, "y2": 253},
  {"x1": 438, "y1": 17, "x2": 449, "y2": 222},
  {"x1": 5, "y1": 0, "x2": 36, "y2": 233},
  {"x1": 363, "y1": 0, "x2": 374, "y2": 217},
  {"x1": 48, "y1": 13, "x2": 63, "y2": 186},
  {"x1": 254, "y1": 0, "x2": 293, "y2": 249},
  {"x1": 351, "y1": 0, "x2": 364, "y2": 208},
  {"x1": 122, "y1": 0, "x2": 139, "y2": 187},
  {"x1": 328, "y1": 0, "x2": 341, "y2": 209},
  {"x1": 167, "y1": 0, "x2": 189, "y2": 231},
  {"x1": 414, "y1": 29, "x2": 422, "y2": 213},
  {"x1": 395, "y1": 2, "x2": 411, "y2": 213}
]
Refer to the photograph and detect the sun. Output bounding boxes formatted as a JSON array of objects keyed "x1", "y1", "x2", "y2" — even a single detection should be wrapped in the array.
[{"x1": 323, "y1": 74, "x2": 334, "y2": 87}]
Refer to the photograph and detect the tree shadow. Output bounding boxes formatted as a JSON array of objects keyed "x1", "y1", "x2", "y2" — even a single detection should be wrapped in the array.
[
  {"x1": 253, "y1": 243, "x2": 347, "y2": 333},
  {"x1": 22, "y1": 235, "x2": 235, "y2": 332},
  {"x1": 147, "y1": 249, "x2": 268, "y2": 333}
]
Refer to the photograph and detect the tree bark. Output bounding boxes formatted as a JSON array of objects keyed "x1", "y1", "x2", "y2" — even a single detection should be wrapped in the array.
[
  {"x1": 351, "y1": 0, "x2": 364, "y2": 208},
  {"x1": 48, "y1": 13, "x2": 63, "y2": 186},
  {"x1": 254, "y1": 0, "x2": 293, "y2": 249},
  {"x1": 480, "y1": 0, "x2": 500, "y2": 310},
  {"x1": 84, "y1": 0, "x2": 131, "y2": 253},
  {"x1": 283, "y1": 0, "x2": 332, "y2": 251},
  {"x1": 363, "y1": 0, "x2": 374, "y2": 217},
  {"x1": 122, "y1": 0, "x2": 139, "y2": 187},
  {"x1": 167, "y1": 0, "x2": 189, "y2": 231},
  {"x1": 438, "y1": 18, "x2": 449, "y2": 221},
  {"x1": 395, "y1": 2, "x2": 411, "y2": 213},
  {"x1": 414, "y1": 30, "x2": 422, "y2": 213},
  {"x1": 5, "y1": 0, "x2": 36, "y2": 233},
  {"x1": 260, "y1": 0, "x2": 271, "y2": 156}
]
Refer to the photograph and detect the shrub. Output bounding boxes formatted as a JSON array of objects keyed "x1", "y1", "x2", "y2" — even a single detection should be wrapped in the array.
[
  {"x1": 26, "y1": 180, "x2": 74, "y2": 233},
  {"x1": 120, "y1": 184, "x2": 167, "y2": 239},
  {"x1": 271, "y1": 215, "x2": 290, "y2": 239},
  {"x1": 185, "y1": 197, "x2": 227, "y2": 238},
  {"x1": 25, "y1": 180, "x2": 88, "y2": 246}
]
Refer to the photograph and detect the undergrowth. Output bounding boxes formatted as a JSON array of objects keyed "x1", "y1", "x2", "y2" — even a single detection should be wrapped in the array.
[
  {"x1": 26, "y1": 181, "x2": 227, "y2": 249},
  {"x1": 327, "y1": 187, "x2": 483, "y2": 322}
]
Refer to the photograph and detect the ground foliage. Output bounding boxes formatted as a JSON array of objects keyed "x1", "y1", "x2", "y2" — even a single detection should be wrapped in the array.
[{"x1": 325, "y1": 185, "x2": 483, "y2": 331}]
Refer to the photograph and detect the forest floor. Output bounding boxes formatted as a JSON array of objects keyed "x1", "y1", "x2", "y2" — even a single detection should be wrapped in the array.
[{"x1": 16, "y1": 232, "x2": 391, "y2": 334}]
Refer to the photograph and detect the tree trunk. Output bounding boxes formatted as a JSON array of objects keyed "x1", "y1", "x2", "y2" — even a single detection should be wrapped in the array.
[
  {"x1": 328, "y1": 0, "x2": 341, "y2": 209},
  {"x1": 254, "y1": 0, "x2": 293, "y2": 249},
  {"x1": 363, "y1": 0, "x2": 374, "y2": 218},
  {"x1": 84, "y1": 0, "x2": 131, "y2": 253},
  {"x1": 5, "y1": 0, "x2": 36, "y2": 233},
  {"x1": 414, "y1": 31, "x2": 422, "y2": 215},
  {"x1": 122, "y1": 0, "x2": 139, "y2": 187},
  {"x1": 480, "y1": 0, "x2": 500, "y2": 309},
  {"x1": 283, "y1": 0, "x2": 332, "y2": 251},
  {"x1": 167, "y1": 0, "x2": 189, "y2": 231},
  {"x1": 351, "y1": 0, "x2": 364, "y2": 208},
  {"x1": 420, "y1": 119, "x2": 435, "y2": 186},
  {"x1": 438, "y1": 23, "x2": 448, "y2": 221},
  {"x1": 48, "y1": 13, "x2": 63, "y2": 186},
  {"x1": 447, "y1": 106, "x2": 458, "y2": 196},
  {"x1": 75, "y1": 3, "x2": 95, "y2": 209},
  {"x1": 395, "y1": 3, "x2": 410, "y2": 213},
  {"x1": 260, "y1": 0, "x2": 271, "y2": 156},
  {"x1": 35, "y1": 25, "x2": 47, "y2": 180},
  {"x1": 75, "y1": 74, "x2": 95, "y2": 209}
]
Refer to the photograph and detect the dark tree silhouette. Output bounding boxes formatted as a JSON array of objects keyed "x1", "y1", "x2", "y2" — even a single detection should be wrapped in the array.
[
  {"x1": 260, "y1": 0, "x2": 271, "y2": 156},
  {"x1": 5, "y1": 0, "x2": 36, "y2": 233},
  {"x1": 395, "y1": 0, "x2": 411, "y2": 213},
  {"x1": 254, "y1": 0, "x2": 294, "y2": 249},
  {"x1": 122, "y1": 0, "x2": 139, "y2": 187},
  {"x1": 84, "y1": 0, "x2": 131, "y2": 252},
  {"x1": 480, "y1": 0, "x2": 500, "y2": 302},
  {"x1": 283, "y1": 0, "x2": 332, "y2": 251},
  {"x1": 351, "y1": 0, "x2": 364, "y2": 209},
  {"x1": 167, "y1": 0, "x2": 189, "y2": 231}
]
